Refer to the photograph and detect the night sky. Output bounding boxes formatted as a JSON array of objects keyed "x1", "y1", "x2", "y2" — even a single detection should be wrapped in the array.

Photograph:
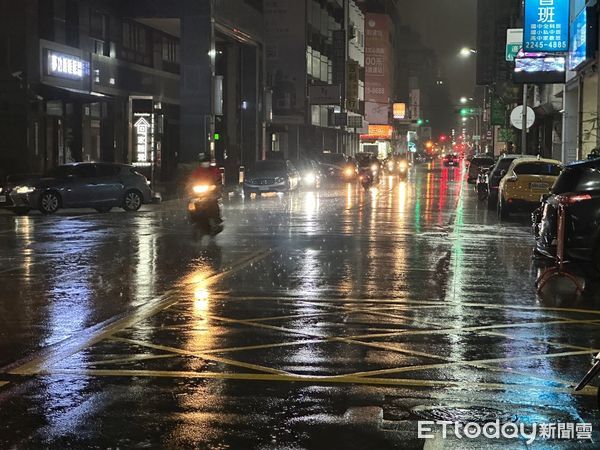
[{"x1": 401, "y1": 0, "x2": 477, "y2": 101}]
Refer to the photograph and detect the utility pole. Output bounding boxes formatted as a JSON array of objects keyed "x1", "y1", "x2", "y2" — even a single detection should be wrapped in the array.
[{"x1": 521, "y1": 84, "x2": 528, "y2": 155}]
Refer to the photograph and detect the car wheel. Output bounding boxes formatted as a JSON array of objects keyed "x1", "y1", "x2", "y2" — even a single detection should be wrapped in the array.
[
  {"x1": 95, "y1": 206, "x2": 112, "y2": 213},
  {"x1": 243, "y1": 188, "x2": 253, "y2": 198},
  {"x1": 13, "y1": 207, "x2": 30, "y2": 216},
  {"x1": 122, "y1": 190, "x2": 142, "y2": 212},
  {"x1": 39, "y1": 191, "x2": 60, "y2": 214},
  {"x1": 498, "y1": 198, "x2": 510, "y2": 220}
]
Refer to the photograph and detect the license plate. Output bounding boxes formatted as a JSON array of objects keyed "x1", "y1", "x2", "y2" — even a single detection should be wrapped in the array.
[
  {"x1": 0, "y1": 195, "x2": 5, "y2": 203},
  {"x1": 259, "y1": 186, "x2": 270, "y2": 191},
  {"x1": 530, "y1": 182, "x2": 549, "y2": 190}
]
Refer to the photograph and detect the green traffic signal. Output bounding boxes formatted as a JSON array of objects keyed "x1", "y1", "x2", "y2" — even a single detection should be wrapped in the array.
[{"x1": 417, "y1": 119, "x2": 424, "y2": 126}]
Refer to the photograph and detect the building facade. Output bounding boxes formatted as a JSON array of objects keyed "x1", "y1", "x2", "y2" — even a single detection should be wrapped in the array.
[
  {"x1": 0, "y1": 0, "x2": 266, "y2": 182},
  {"x1": 264, "y1": 0, "x2": 365, "y2": 160}
]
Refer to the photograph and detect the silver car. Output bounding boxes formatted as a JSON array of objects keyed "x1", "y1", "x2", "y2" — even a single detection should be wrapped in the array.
[
  {"x1": 243, "y1": 160, "x2": 300, "y2": 197},
  {"x1": 0, "y1": 163, "x2": 156, "y2": 215}
]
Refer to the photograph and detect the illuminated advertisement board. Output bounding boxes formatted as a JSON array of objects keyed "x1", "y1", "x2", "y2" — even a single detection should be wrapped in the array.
[
  {"x1": 360, "y1": 125, "x2": 393, "y2": 140},
  {"x1": 524, "y1": 0, "x2": 570, "y2": 52},
  {"x1": 393, "y1": 103, "x2": 406, "y2": 120},
  {"x1": 568, "y1": 7, "x2": 597, "y2": 71}
]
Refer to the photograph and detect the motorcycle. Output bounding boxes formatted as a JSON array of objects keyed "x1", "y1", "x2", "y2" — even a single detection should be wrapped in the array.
[
  {"x1": 575, "y1": 352, "x2": 600, "y2": 408},
  {"x1": 188, "y1": 183, "x2": 224, "y2": 236},
  {"x1": 359, "y1": 168, "x2": 374, "y2": 190},
  {"x1": 398, "y1": 160, "x2": 409, "y2": 180},
  {"x1": 476, "y1": 167, "x2": 489, "y2": 202}
]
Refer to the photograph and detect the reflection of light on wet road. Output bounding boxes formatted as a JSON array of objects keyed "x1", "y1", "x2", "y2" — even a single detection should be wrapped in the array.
[
  {"x1": 133, "y1": 216, "x2": 158, "y2": 307},
  {"x1": 346, "y1": 183, "x2": 353, "y2": 209},
  {"x1": 398, "y1": 181, "x2": 407, "y2": 216}
]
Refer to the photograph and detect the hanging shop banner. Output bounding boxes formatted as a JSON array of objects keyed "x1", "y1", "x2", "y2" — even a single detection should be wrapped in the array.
[{"x1": 524, "y1": 0, "x2": 569, "y2": 52}]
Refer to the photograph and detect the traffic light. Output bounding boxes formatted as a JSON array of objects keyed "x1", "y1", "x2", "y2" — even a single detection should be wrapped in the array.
[
  {"x1": 417, "y1": 119, "x2": 424, "y2": 126},
  {"x1": 439, "y1": 134, "x2": 447, "y2": 142},
  {"x1": 460, "y1": 108, "x2": 468, "y2": 117}
]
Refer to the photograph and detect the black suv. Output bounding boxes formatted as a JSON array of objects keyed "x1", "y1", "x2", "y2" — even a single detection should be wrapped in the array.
[{"x1": 533, "y1": 159, "x2": 600, "y2": 271}]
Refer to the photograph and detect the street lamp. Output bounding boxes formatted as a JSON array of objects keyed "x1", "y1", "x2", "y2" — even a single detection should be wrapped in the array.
[{"x1": 459, "y1": 47, "x2": 477, "y2": 57}]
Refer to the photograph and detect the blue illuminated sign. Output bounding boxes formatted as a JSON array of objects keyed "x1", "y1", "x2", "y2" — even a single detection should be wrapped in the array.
[
  {"x1": 569, "y1": 9, "x2": 588, "y2": 70},
  {"x1": 524, "y1": 0, "x2": 570, "y2": 52}
]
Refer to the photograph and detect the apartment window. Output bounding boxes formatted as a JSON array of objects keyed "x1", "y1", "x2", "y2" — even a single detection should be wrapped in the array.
[
  {"x1": 90, "y1": 11, "x2": 108, "y2": 56},
  {"x1": 90, "y1": 11, "x2": 107, "y2": 40},
  {"x1": 65, "y1": 0, "x2": 79, "y2": 47},
  {"x1": 161, "y1": 37, "x2": 179, "y2": 64},
  {"x1": 39, "y1": 0, "x2": 54, "y2": 41},
  {"x1": 121, "y1": 21, "x2": 151, "y2": 66}
]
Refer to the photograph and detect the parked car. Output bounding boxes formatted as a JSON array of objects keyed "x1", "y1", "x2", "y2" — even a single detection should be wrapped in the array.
[
  {"x1": 468, "y1": 155, "x2": 495, "y2": 184},
  {"x1": 487, "y1": 154, "x2": 524, "y2": 208},
  {"x1": 290, "y1": 158, "x2": 321, "y2": 189},
  {"x1": 243, "y1": 160, "x2": 300, "y2": 197},
  {"x1": 533, "y1": 158, "x2": 600, "y2": 271},
  {"x1": 497, "y1": 157, "x2": 562, "y2": 219},
  {"x1": 0, "y1": 162, "x2": 155, "y2": 215},
  {"x1": 443, "y1": 154, "x2": 460, "y2": 167}
]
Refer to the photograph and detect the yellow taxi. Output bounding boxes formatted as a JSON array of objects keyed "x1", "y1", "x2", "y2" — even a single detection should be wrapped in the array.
[{"x1": 498, "y1": 157, "x2": 562, "y2": 219}]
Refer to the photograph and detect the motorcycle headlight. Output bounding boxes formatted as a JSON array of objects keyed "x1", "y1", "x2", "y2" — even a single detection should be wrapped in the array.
[
  {"x1": 371, "y1": 164, "x2": 378, "y2": 172},
  {"x1": 14, "y1": 186, "x2": 36, "y2": 194},
  {"x1": 304, "y1": 172, "x2": 316, "y2": 184},
  {"x1": 344, "y1": 168, "x2": 354, "y2": 177},
  {"x1": 387, "y1": 162, "x2": 394, "y2": 170},
  {"x1": 192, "y1": 185, "x2": 215, "y2": 194}
]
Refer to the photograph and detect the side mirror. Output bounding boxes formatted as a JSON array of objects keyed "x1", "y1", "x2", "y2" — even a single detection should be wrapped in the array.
[{"x1": 500, "y1": 170, "x2": 507, "y2": 177}]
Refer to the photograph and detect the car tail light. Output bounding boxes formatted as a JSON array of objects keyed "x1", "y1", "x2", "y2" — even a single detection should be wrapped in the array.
[{"x1": 558, "y1": 193, "x2": 592, "y2": 204}]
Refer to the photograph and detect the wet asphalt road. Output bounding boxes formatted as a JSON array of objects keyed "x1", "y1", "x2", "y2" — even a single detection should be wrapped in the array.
[{"x1": 1, "y1": 161, "x2": 600, "y2": 449}]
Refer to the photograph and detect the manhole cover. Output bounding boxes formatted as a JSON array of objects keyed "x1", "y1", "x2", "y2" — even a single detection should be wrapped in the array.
[{"x1": 411, "y1": 405, "x2": 516, "y2": 424}]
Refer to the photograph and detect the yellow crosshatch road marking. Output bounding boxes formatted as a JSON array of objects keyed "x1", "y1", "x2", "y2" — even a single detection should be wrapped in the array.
[
  {"x1": 218, "y1": 295, "x2": 600, "y2": 317},
  {"x1": 109, "y1": 337, "x2": 292, "y2": 376},
  {"x1": 37, "y1": 368, "x2": 599, "y2": 397},
  {"x1": 89, "y1": 354, "x2": 178, "y2": 366},
  {"x1": 7, "y1": 248, "x2": 272, "y2": 376}
]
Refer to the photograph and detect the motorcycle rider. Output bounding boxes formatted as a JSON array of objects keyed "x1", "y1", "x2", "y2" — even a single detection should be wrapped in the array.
[
  {"x1": 189, "y1": 154, "x2": 223, "y2": 229},
  {"x1": 191, "y1": 154, "x2": 222, "y2": 186}
]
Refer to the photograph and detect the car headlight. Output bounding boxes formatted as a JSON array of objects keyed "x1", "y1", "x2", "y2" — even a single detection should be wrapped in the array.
[
  {"x1": 192, "y1": 185, "x2": 215, "y2": 194},
  {"x1": 275, "y1": 177, "x2": 285, "y2": 183},
  {"x1": 14, "y1": 186, "x2": 36, "y2": 194}
]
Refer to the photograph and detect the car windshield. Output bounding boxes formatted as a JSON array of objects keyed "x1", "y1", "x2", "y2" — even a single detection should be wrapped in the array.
[
  {"x1": 514, "y1": 162, "x2": 561, "y2": 176},
  {"x1": 472, "y1": 157, "x2": 494, "y2": 167},
  {"x1": 250, "y1": 161, "x2": 286, "y2": 172},
  {"x1": 320, "y1": 154, "x2": 347, "y2": 165},
  {"x1": 494, "y1": 158, "x2": 517, "y2": 174}
]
